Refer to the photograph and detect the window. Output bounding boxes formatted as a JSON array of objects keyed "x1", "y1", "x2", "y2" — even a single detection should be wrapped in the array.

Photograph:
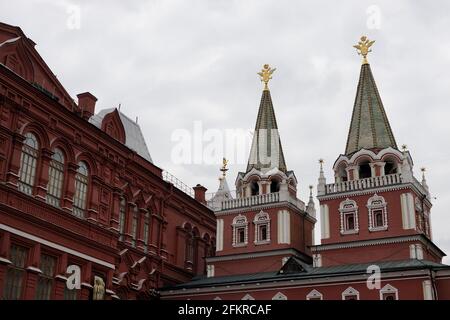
[
  {"x1": 358, "y1": 160, "x2": 372, "y2": 179},
  {"x1": 380, "y1": 284, "x2": 398, "y2": 300},
  {"x1": 250, "y1": 181, "x2": 259, "y2": 196},
  {"x1": 270, "y1": 179, "x2": 280, "y2": 193},
  {"x1": 339, "y1": 199, "x2": 359, "y2": 234},
  {"x1": 384, "y1": 159, "x2": 398, "y2": 175},
  {"x1": 306, "y1": 289, "x2": 323, "y2": 300},
  {"x1": 46, "y1": 149, "x2": 65, "y2": 207},
  {"x1": 18, "y1": 133, "x2": 39, "y2": 195},
  {"x1": 232, "y1": 215, "x2": 248, "y2": 247},
  {"x1": 73, "y1": 161, "x2": 88, "y2": 218},
  {"x1": 336, "y1": 163, "x2": 348, "y2": 182},
  {"x1": 35, "y1": 254, "x2": 56, "y2": 300},
  {"x1": 342, "y1": 287, "x2": 360, "y2": 300},
  {"x1": 143, "y1": 211, "x2": 150, "y2": 253},
  {"x1": 185, "y1": 233, "x2": 194, "y2": 264},
  {"x1": 131, "y1": 205, "x2": 138, "y2": 247},
  {"x1": 3, "y1": 245, "x2": 29, "y2": 300},
  {"x1": 118, "y1": 197, "x2": 127, "y2": 241},
  {"x1": 254, "y1": 211, "x2": 270, "y2": 244},
  {"x1": 367, "y1": 194, "x2": 388, "y2": 231}
]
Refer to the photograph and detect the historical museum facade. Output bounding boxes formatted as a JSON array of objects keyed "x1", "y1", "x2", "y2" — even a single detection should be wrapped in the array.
[
  {"x1": 0, "y1": 22, "x2": 449, "y2": 300},
  {"x1": 0, "y1": 22, "x2": 216, "y2": 300}
]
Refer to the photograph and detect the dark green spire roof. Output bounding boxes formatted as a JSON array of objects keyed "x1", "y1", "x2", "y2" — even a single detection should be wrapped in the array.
[
  {"x1": 247, "y1": 89, "x2": 287, "y2": 172},
  {"x1": 345, "y1": 63, "x2": 398, "y2": 155}
]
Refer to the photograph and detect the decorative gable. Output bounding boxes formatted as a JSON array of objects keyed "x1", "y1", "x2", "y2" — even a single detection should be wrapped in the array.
[{"x1": 101, "y1": 109, "x2": 126, "y2": 144}]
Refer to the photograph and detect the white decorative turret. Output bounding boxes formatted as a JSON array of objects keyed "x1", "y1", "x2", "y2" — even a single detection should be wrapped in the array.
[
  {"x1": 208, "y1": 158, "x2": 233, "y2": 211},
  {"x1": 306, "y1": 185, "x2": 316, "y2": 218},
  {"x1": 317, "y1": 159, "x2": 326, "y2": 196},
  {"x1": 400, "y1": 145, "x2": 414, "y2": 183},
  {"x1": 421, "y1": 167, "x2": 430, "y2": 198}
]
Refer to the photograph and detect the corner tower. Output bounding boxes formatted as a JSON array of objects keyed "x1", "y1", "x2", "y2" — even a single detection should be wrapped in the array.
[
  {"x1": 206, "y1": 65, "x2": 316, "y2": 278},
  {"x1": 313, "y1": 37, "x2": 444, "y2": 267}
]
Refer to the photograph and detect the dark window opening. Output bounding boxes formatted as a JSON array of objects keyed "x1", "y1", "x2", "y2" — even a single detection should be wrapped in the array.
[
  {"x1": 259, "y1": 225, "x2": 268, "y2": 241},
  {"x1": 270, "y1": 180, "x2": 280, "y2": 193},
  {"x1": 250, "y1": 181, "x2": 259, "y2": 196},
  {"x1": 359, "y1": 161, "x2": 372, "y2": 179},
  {"x1": 385, "y1": 161, "x2": 397, "y2": 175},
  {"x1": 345, "y1": 214, "x2": 355, "y2": 230},
  {"x1": 374, "y1": 209, "x2": 384, "y2": 227},
  {"x1": 237, "y1": 228, "x2": 245, "y2": 243}
]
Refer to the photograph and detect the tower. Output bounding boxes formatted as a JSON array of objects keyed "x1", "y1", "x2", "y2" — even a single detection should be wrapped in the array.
[
  {"x1": 205, "y1": 65, "x2": 316, "y2": 277},
  {"x1": 313, "y1": 37, "x2": 444, "y2": 267}
]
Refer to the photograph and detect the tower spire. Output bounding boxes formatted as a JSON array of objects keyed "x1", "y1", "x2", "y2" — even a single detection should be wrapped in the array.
[
  {"x1": 345, "y1": 36, "x2": 398, "y2": 155},
  {"x1": 247, "y1": 64, "x2": 287, "y2": 173}
]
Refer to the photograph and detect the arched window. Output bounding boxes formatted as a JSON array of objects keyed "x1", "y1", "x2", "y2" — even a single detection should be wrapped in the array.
[
  {"x1": 46, "y1": 148, "x2": 65, "y2": 207},
  {"x1": 339, "y1": 199, "x2": 359, "y2": 235},
  {"x1": 143, "y1": 211, "x2": 150, "y2": 253},
  {"x1": 18, "y1": 133, "x2": 39, "y2": 195},
  {"x1": 384, "y1": 160, "x2": 398, "y2": 175},
  {"x1": 336, "y1": 163, "x2": 348, "y2": 182},
  {"x1": 254, "y1": 211, "x2": 270, "y2": 244},
  {"x1": 185, "y1": 230, "x2": 195, "y2": 267},
  {"x1": 358, "y1": 160, "x2": 372, "y2": 179},
  {"x1": 118, "y1": 197, "x2": 127, "y2": 241},
  {"x1": 232, "y1": 215, "x2": 248, "y2": 247},
  {"x1": 73, "y1": 161, "x2": 89, "y2": 218},
  {"x1": 131, "y1": 205, "x2": 138, "y2": 247},
  {"x1": 250, "y1": 181, "x2": 259, "y2": 196},
  {"x1": 270, "y1": 179, "x2": 280, "y2": 193},
  {"x1": 367, "y1": 194, "x2": 388, "y2": 231}
]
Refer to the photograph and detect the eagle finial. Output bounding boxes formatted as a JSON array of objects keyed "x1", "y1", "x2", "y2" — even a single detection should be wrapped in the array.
[
  {"x1": 257, "y1": 64, "x2": 276, "y2": 90},
  {"x1": 353, "y1": 36, "x2": 375, "y2": 65}
]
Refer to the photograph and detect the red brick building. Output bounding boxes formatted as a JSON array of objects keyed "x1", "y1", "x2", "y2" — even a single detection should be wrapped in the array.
[
  {"x1": 161, "y1": 39, "x2": 450, "y2": 300},
  {"x1": 0, "y1": 22, "x2": 216, "y2": 300}
]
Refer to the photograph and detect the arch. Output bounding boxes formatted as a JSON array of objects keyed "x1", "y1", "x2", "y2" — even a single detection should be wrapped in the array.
[
  {"x1": 335, "y1": 161, "x2": 348, "y2": 182},
  {"x1": 381, "y1": 154, "x2": 401, "y2": 175},
  {"x1": 232, "y1": 214, "x2": 248, "y2": 247},
  {"x1": 254, "y1": 210, "x2": 270, "y2": 244},
  {"x1": 49, "y1": 137, "x2": 76, "y2": 163},
  {"x1": 17, "y1": 132, "x2": 40, "y2": 195},
  {"x1": 75, "y1": 152, "x2": 98, "y2": 176},
  {"x1": 46, "y1": 147, "x2": 65, "y2": 207},
  {"x1": 339, "y1": 199, "x2": 359, "y2": 234},
  {"x1": 306, "y1": 289, "x2": 323, "y2": 300},
  {"x1": 367, "y1": 194, "x2": 388, "y2": 231},
  {"x1": 272, "y1": 292, "x2": 287, "y2": 300},
  {"x1": 182, "y1": 222, "x2": 193, "y2": 231},
  {"x1": 20, "y1": 122, "x2": 50, "y2": 149},
  {"x1": 357, "y1": 158, "x2": 372, "y2": 179}
]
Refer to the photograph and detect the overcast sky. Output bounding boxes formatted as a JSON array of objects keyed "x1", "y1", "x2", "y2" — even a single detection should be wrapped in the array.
[{"x1": 1, "y1": 0, "x2": 449, "y2": 263}]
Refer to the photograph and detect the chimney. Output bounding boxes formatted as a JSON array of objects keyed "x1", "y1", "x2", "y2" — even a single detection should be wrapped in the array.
[
  {"x1": 193, "y1": 184, "x2": 207, "y2": 204},
  {"x1": 77, "y1": 92, "x2": 97, "y2": 120}
]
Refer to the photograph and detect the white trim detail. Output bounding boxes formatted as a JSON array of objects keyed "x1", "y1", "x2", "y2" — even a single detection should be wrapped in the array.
[
  {"x1": 422, "y1": 280, "x2": 433, "y2": 300},
  {"x1": 313, "y1": 254, "x2": 322, "y2": 268},
  {"x1": 213, "y1": 296, "x2": 222, "y2": 300},
  {"x1": 232, "y1": 215, "x2": 248, "y2": 247},
  {"x1": 342, "y1": 287, "x2": 360, "y2": 300},
  {"x1": 339, "y1": 199, "x2": 359, "y2": 235},
  {"x1": 272, "y1": 292, "x2": 287, "y2": 300},
  {"x1": 320, "y1": 204, "x2": 330, "y2": 239},
  {"x1": 306, "y1": 289, "x2": 323, "y2": 300},
  {"x1": 216, "y1": 219, "x2": 224, "y2": 251},
  {"x1": 0, "y1": 223, "x2": 115, "y2": 269},
  {"x1": 367, "y1": 194, "x2": 388, "y2": 231},
  {"x1": 401, "y1": 193, "x2": 416, "y2": 230},
  {"x1": 379, "y1": 284, "x2": 399, "y2": 300},
  {"x1": 207, "y1": 264, "x2": 215, "y2": 278},
  {"x1": 241, "y1": 294, "x2": 255, "y2": 300},
  {"x1": 410, "y1": 244, "x2": 424, "y2": 260},
  {"x1": 277, "y1": 210, "x2": 290, "y2": 244},
  {"x1": 254, "y1": 210, "x2": 271, "y2": 245}
]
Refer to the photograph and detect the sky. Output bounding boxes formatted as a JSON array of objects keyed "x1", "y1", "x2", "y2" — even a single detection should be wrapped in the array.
[{"x1": 1, "y1": 0, "x2": 449, "y2": 263}]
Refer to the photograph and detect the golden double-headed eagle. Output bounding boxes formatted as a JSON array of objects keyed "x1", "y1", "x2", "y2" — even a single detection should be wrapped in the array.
[
  {"x1": 353, "y1": 36, "x2": 375, "y2": 64},
  {"x1": 258, "y1": 64, "x2": 276, "y2": 90}
]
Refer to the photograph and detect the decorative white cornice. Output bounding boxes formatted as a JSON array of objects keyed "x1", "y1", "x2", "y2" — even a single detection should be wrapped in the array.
[{"x1": 206, "y1": 248, "x2": 306, "y2": 263}]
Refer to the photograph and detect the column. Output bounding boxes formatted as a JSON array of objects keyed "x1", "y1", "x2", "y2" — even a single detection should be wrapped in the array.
[
  {"x1": 137, "y1": 208, "x2": 147, "y2": 251},
  {"x1": 24, "y1": 243, "x2": 41, "y2": 299},
  {"x1": 62, "y1": 162, "x2": 78, "y2": 213},
  {"x1": 86, "y1": 175, "x2": 101, "y2": 222},
  {"x1": 0, "y1": 232, "x2": 11, "y2": 296},
  {"x1": 109, "y1": 189, "x2": 121, "y2": 232},
  {"x1": 54, "y1": 253, "x2": 68, "y2": 300},
  {"x1": 35, "y1": 148, "x2": 53, "y2": 201},
  {"x1": 124, "y1": 202, "x2": 135, "y2": 245},
  {"x1": 80, "y1": 262, "x2": 92, "y2": 300},
  {"x1": 6, "y1": 132, "x2": 24, "y2": 187}
]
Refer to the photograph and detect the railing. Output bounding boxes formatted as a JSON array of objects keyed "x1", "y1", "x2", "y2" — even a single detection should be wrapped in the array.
[
  {"x1": 221, "y1": 192, "x2": 280, "y2": 210},
  {"x1": 325, "y1": 173, "x2": 402, "y2": 195},
  {"x1": 162, "y1": 170, "x2": 194, "y2": 198}
]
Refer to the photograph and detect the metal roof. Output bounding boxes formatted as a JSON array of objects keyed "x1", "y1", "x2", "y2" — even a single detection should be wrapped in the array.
[{"x1": 89, "y1": 108, "x2": 153, "y2": 163}]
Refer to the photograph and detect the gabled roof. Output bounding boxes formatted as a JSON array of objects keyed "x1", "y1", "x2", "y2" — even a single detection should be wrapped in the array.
[
  {"x1": 246, "y1": 89, "x2": 287, "y2": 173},
  {"x1": 89, "y1": 108, "x2": 153, "y2": 163},
  {"x1": 345, "y1": 63, "x2": 398, "y2": 155}
]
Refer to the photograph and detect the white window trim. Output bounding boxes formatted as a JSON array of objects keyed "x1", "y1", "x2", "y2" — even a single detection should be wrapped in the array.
[
  {"x1": 254, "y1": 210, "x2": 271, "y2": 245},
  {"x1": 367, "y1": 194, "x2": 388, "y2": 232},
  {"x1": 379, "y1": 284, "x2": 399, "y2": 300},
  {"x1": 232, "y1": 214, "x2": 248, "y2": 247},
  {"x1": 306, "y1": 289, "x2": 323, "y2": 300},
  {"x1": 342, "y1": 287, "x2": 360, "y2": 300},
  {"x1": 339, "y1": 199, "x2": 359, "y2": 235},
  {"x1": 272, "y1": 292, "x2": 287, "y2": 300},
  {"x1": 241, "y1": 294, "x2": 255, "y2": 300}
]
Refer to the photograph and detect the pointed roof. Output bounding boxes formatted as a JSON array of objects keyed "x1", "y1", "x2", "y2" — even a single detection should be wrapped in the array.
[
  {"x1": 208, "y1": 176, "x2": 233, "y2": 211},
  {"x1": 247, "y1": 89, "x2": 287, "y2": 173},
  {"x1": 345, "y1": 62, "x2": 398, "y2": 155}
]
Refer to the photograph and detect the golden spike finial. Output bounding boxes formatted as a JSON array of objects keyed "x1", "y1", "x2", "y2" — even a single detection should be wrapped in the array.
[
  {"x1": 257, "y1": 64, "x2": 276, "y2": 90},
  {"x1": 353, "y1": 36, "x2": 375, "y2": 65},
  {"x1": 219, "y1": 157, "x2": 229, "y2": 179}
]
